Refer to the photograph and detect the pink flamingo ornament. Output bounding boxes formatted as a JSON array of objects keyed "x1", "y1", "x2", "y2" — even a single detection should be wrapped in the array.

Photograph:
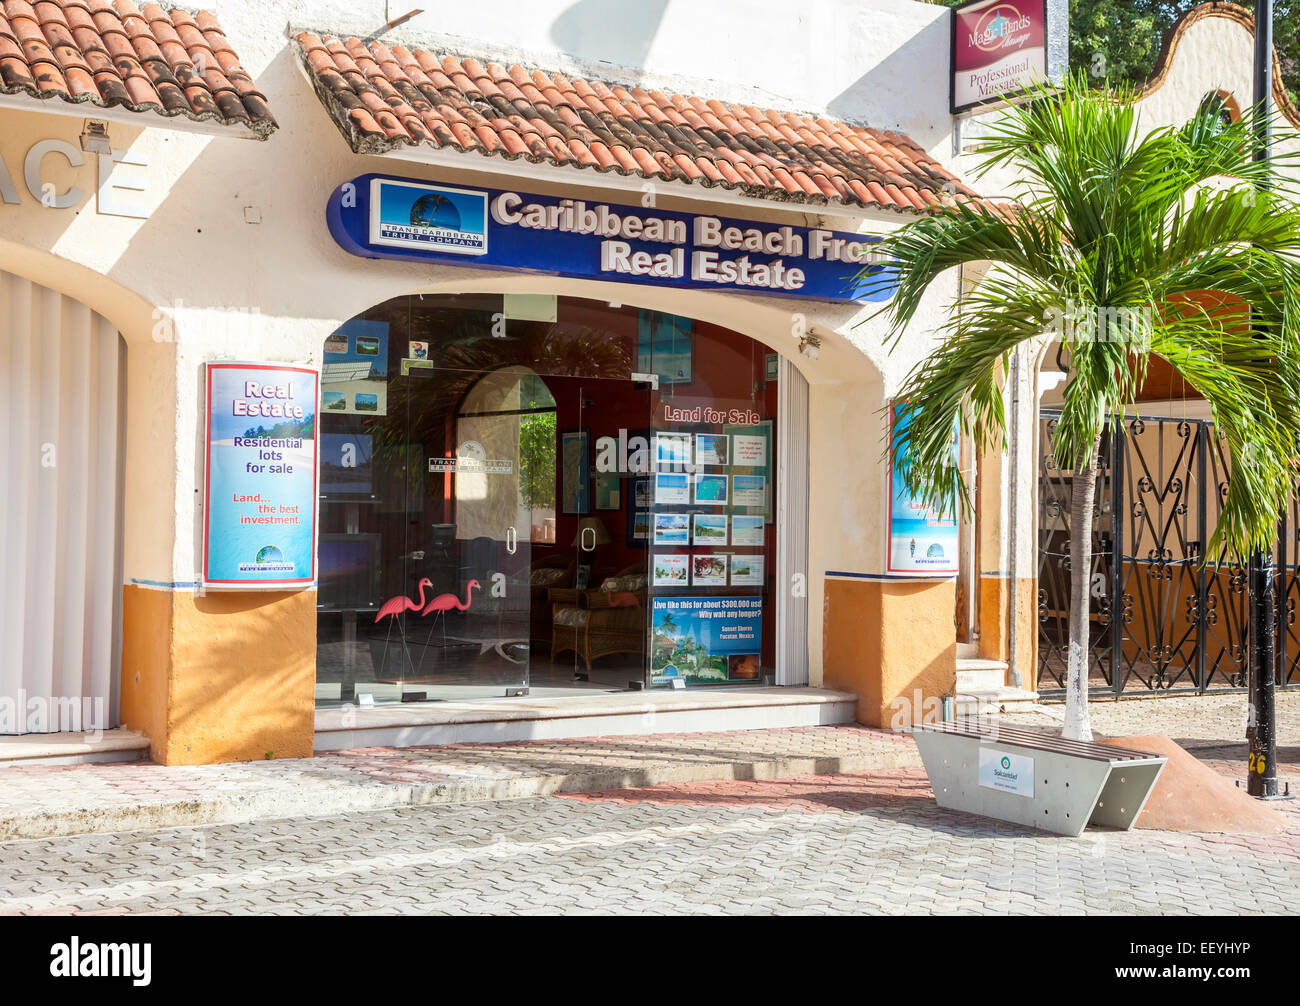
[
  {"x1": 416, "y1": 580, "x2": 481, "y2": 672},
  {"x1": 374, "y1": 578, "x2": 433, "y2": 623},
  {"x1": 420, "y1": 579, "x2": 480, "y2": 616}
]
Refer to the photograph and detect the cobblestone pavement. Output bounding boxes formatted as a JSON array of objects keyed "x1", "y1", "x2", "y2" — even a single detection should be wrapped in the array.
[
  {"x1": 2, "y1": 693, "x2": 1296, "y2": 842},
  {"x1": 2, "y1": 759, "x2": 1296, "y2": 915},
  {"x1": 0, "y1": 725, "x2": 919, "y2": 841}
]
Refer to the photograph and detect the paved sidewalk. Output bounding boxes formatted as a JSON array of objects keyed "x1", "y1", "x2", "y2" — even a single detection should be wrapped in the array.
[
  {"x1": 3, "y1": 759, "x2": 1296, "y2": 915},
  {"x1": 2, "y1": 691, "x2": 1294, "y2": 844},
  {"x1": 0, "y1": 725, "x2": 919, "y2": 841}
]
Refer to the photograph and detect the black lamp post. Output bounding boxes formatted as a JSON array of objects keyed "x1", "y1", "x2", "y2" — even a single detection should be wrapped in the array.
[{"x1": 1249, "y1": 0, "x2": 1280, "y2": 800}]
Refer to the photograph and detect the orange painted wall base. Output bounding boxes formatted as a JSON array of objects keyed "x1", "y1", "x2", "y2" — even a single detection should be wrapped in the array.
[
  {"x1": 978, "y1": 575, "x2": 1038, "y2": 690},
  {"x1": 120, "y1": 585, "x2": 317, "y2": 765},
  {"x1": 822, "y1": 576, "x2": 957, "y2": 727}
]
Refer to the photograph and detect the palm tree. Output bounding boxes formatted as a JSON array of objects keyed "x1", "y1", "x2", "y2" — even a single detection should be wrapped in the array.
[{"x1": 863, "y1": 75, "x2": 1300, "y2": 739}]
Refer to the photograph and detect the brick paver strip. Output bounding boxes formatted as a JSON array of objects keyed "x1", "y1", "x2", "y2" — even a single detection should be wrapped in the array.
[{"x1": 0, "y1": 725, "x2": 919, "y2": 841}]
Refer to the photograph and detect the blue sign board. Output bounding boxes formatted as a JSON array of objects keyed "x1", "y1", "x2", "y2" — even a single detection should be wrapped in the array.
[
  {"x1": 327, "y1": 174, "x2": 895, "y2": 304},
  {"x1": 202, "y1": 363, "x2": 319, "y2": 588},
  {"x1": 887, "y1": 404, "x2": 959, "y2": 576}
]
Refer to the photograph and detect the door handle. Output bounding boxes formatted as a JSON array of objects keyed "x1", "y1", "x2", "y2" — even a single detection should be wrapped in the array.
[
  {"x1": 506, "y1": 526, "x2": 517, "y2": 555},
  {"x1": 581, "y1": 526, "x2": 596, "y2": 552}
]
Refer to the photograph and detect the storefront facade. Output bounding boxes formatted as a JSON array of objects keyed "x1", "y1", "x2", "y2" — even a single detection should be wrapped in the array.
[{"x1": 0, "y1": 0, "x2": 1267, "y2": 763}]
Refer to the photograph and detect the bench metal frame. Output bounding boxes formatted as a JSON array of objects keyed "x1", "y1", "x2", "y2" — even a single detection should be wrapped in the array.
[{"x1": 912, "y1": 722, "x2": 1167, "y2": 837}]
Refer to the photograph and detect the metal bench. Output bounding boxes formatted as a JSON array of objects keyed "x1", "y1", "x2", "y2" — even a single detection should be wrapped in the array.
[{"x1": 911, "y1": 721, "x2": 1167, "y2": 837}]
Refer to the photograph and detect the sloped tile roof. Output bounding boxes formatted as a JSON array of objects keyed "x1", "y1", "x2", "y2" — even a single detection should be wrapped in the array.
[
  {"x1": 294, "y1": 32, "x2": 977, "y2": 213},
  {"x1": 0, "y1": 1, "x2": 276, "y2": 138}
]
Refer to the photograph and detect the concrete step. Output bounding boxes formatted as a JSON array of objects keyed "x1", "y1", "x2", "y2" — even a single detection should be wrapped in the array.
[
  {"x1": 314, "y1": 686, "x2": 858, "y2": 750},
  {"x1": 954, "y1": 687, "x2": 1040, "y2": 714},
  {"x1": 955, "y1": 657, "x2": 1008, "y2": 692},
  {"x1": 0, "y1": 728, "x2": 149, "y2": 767},
  {"x1": 956, "y1": 641, "x2": 980, "y2": 660}
]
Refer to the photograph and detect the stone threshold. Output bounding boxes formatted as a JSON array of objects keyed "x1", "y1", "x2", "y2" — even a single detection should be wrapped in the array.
[
  {"x1": 0, "y1": 729, "x2": 149, "y2": 767},
  {"x1": 314, "y1": 686, "x2": 858, "y2": 750}
]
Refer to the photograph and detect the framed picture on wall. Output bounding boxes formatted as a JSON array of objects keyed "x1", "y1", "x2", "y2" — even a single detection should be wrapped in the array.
[
  {"x1": 627, "y1": 508, "x2": 651, "y2": 547},
  {"x1": 594, "y1": 473, "x2": 621, "y2": 510},
  {"x1": 560, "y1": 430, "x2": 590, "y2": 515},
  {"x1": 637, "y1": 312, "x2": 694, "y2": 385}
]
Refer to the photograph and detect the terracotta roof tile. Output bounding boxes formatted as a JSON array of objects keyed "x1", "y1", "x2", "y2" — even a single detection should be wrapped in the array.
[
  {"x1": 293, "y1": 33, "x2": 977, "y2": 213},
  {"x1": 0, "y1": 1, "x2": 275, "y2": 137}
]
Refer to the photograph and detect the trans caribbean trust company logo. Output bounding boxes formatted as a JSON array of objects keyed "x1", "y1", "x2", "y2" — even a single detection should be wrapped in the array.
[
  {"x1": 237, "y1": 544, "x2": 293, "y2": 574},
  {"x1": 968, "y1": 3, "x2": 1034, "y2": 53}
]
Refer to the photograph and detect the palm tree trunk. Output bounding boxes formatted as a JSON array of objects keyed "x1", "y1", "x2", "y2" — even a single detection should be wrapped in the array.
[{"x1": 1063, "y1": 432, "x2": 1102, "y2": 741}]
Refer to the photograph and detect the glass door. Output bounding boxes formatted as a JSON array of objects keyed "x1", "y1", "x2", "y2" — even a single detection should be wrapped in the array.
[
  {"x1": 546, "y1": 376, "x2": 654, "y2": 690},
  {"x1": 317, "y1": 363, "x2": 540, "y2": 704},
  {"x1": 400, "y1": 364, "x2": 537, "y2": 699}
]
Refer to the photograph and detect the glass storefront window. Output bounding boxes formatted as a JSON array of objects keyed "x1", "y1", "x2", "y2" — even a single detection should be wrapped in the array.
[{"x1": 315, "y1": 295, "x2": 780, "y2": 706}]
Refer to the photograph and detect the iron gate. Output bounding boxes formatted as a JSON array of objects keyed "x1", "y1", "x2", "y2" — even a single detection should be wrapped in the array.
[{"x1": 1037, "y1": 410, "x2": 1297, "y2": 697}]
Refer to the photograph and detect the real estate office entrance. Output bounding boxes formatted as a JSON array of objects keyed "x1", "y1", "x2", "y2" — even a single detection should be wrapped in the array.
[{"x1": 315, "y1": 293, "x2": 807, "y2": 707}]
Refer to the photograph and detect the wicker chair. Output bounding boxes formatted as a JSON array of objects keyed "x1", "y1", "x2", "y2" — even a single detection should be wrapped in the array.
[{"x1": 549, "y1": 566, "x2": 647, "y2": 670}]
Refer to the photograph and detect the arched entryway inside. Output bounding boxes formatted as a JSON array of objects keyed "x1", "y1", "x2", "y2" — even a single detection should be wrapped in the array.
[{"x1": 314, "y1": 293, "x2": 806, "y2": 706}]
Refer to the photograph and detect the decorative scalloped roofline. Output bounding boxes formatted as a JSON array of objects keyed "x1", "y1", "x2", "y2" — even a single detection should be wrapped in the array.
[{"x1": 1138, "y1": 1, "x2": 1300, "y2": 128}]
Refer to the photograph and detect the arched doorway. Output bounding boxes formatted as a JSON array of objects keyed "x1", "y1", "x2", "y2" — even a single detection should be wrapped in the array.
[
  {"x1": 315, "y1": 293, "x2": 796, "y2": 705},
  {"x1": 0, "y1": 271, "x2": 125, "y2": 733}
]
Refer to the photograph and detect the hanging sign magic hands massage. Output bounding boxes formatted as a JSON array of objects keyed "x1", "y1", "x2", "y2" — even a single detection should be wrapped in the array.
[
  {"x1": 950, "y1": 0, "x2": 1067, "y2": 114},
  {"x1": 326, "y1": 174, "x2": 897, "y2": 304}
]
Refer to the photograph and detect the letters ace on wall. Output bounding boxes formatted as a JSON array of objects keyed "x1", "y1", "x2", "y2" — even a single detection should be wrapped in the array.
[{"x1": 202, "y1": 363, "x2": 320, "y2": 589}]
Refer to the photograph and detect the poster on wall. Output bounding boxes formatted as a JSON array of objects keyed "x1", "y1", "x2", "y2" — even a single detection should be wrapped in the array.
[
  {"x1": 649, "y1": 595, "x2": 764, "y2": 685},
  {"x1": 202, "y1": 362, "x2": 319, "y2": 589},
  {"x1": 653, "y1": 512, "x2": 690, "y2": 545},
  {"x1": 691, "y1": 554, "x2": 729, "y2": 586},
  {"x1": 730, "y1": 554, "x2": 764, "y2": 586},
  {"x1": 694, "y1": 433, "x2": 729, "y2": 466},
  {"x1": 652, "y1": 554, "x2": 689, "y2": 586},
  {"x1": 887, "y1": 404, "x2": 960, "y2": 576},
  {"x1": 594, "y1": 473, "x2": 621, "y2": 510},
  {"x1": 655, "y1": 472, "x2": 690, "y2": 504},
  {"x1": 731, "y1": 475, "x2": 765, "y2": 508},
  {"x1": 637, "y1": 312, "x2": 694, "y2": 384},
  {"x1": 655, "y1": 432, "x2": 692, "y2": 468},
  {"x1": 731, "y1": 515, "x2": 765, "y2": 546},
  {"x1": 692, "y1": 513, "x2": 728, "y2": 545},
  {"x1": 693, "y1": 473, "x2": 729, "y2": 505},
  {"x1": 322, "y1": 319, "x2": 388, "y2": 416},
  {"x1": 724, "y1": 420, "x2": 773, "y2": 522},
  {"x1": 560, "y1": 430, "x2": 589, "y2": 514}
]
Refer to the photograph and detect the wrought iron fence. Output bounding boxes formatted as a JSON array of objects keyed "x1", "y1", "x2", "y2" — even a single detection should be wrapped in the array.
[{"x1": 1037, "y1": 410, "x2": 1292, "y2": 697}]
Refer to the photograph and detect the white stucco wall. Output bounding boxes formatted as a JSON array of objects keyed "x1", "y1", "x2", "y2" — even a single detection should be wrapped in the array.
[
  {"x1": 0, "y1": 0, "x2": 973, "y2": 691},
  {"x1": 2, "y1": 1, "x2": 1273, "y2": 691}
]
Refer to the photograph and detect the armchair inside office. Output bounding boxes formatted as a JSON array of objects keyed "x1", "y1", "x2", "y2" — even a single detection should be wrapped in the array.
[{"x1": 314, "y1": 293, "x2": 780, "y2": 706}]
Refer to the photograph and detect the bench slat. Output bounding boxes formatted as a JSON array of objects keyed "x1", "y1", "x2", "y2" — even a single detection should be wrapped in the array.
[{"x1": 914, "y1": 721, "x2": 1162, "y2": 762}]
